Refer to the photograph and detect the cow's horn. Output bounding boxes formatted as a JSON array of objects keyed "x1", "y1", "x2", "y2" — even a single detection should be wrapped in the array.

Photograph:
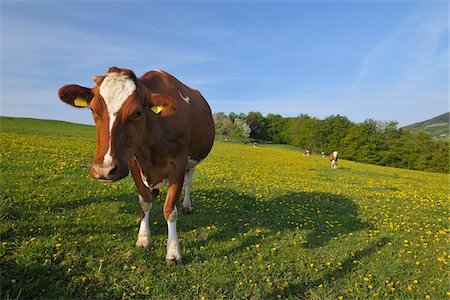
[{"x1": 92, "y1": 76, "x2": 100, "y2": 85}]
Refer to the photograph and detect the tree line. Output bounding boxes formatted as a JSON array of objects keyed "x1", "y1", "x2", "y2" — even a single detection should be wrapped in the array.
[{"x1": 213, "y1": 112, "x2": 449, "y2": 173}]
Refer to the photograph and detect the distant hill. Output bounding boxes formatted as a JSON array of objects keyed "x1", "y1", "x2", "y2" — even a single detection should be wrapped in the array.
[{"x1": 403, "y1": 112, "x2": 449, "y2": 139}]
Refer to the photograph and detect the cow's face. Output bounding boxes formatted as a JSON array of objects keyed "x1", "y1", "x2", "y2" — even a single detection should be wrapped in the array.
[{"x1": 58, "y1": 67, "x2": 176, "y2": 182}]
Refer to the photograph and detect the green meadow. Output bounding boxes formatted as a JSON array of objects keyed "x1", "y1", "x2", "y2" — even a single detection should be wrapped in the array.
[{"x1": 1, "y1": 117, "x2": 449, "y2": 299}]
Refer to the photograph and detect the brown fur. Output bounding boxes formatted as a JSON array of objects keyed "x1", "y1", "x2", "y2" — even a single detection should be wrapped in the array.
[{"x1": 58, "y1": 68, "x2": 215, "y2": 221}]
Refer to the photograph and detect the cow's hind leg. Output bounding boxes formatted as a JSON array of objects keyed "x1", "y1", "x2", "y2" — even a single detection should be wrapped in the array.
[{"x1": 182, "y1": 166, "x2": 196, "y2": 214}]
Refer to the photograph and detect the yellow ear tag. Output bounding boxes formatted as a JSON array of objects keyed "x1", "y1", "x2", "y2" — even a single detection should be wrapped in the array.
[
  {"x1": 151, "y1": 105, "x2": 163, "y2": 114},
  {"x1": 74, "y1": 97, "x2": 88, "y2": 107}
]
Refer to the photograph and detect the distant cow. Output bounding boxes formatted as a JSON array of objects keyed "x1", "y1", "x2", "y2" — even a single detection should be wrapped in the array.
[
  {"x1": 330, "y1": 151, "x2": 338, "y2": 169},
  {"x1": 304, "y1": 149, "x2": 310, "y2": 156},
  {"x1": 58, "y1": 67, "x2": 215, "y2": 263}
]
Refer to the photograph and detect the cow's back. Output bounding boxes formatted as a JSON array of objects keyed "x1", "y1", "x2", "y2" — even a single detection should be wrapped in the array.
[{"x1": 139, "y1": 71, "x2": 215, "y2": 161}]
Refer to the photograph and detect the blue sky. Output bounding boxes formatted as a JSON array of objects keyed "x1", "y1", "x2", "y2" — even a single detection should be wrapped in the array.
[{"x1": 1, "y1": 0, "x2": 448, "y2": 127}]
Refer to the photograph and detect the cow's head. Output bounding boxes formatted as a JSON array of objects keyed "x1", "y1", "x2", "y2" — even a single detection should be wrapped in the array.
[{"x1": 58, "y1": 67, "x2": 176, "y2": 182}]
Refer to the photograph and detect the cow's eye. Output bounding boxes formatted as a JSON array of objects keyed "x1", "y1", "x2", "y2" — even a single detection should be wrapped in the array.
[{"x1": 134, "y1": 110, "x2": 143, "y2": 119}]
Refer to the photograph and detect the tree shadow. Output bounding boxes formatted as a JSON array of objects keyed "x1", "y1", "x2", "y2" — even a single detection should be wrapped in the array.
[
  {"x1": 180, "y1": 188, "x2": 370, "y2": 253},
  {"x1": 2, "y1": 186, "x2": 377, "y2": 299},
  {"x1": 265, "y1": 237, "x2": 390, "y2": 298}
]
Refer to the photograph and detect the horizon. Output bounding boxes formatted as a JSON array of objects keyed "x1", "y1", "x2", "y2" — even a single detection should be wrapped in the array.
[{"x1": 1, "y1": 1, "x2": 448, "y2": 127}]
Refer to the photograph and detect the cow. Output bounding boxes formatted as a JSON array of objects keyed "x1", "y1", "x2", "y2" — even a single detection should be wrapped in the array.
[
  {"x1": 330, "y1": 151, "x2": 338, "y2": 169},
  {"x1": 58, "y1": 67, "x2": 215, "y2": 264}
]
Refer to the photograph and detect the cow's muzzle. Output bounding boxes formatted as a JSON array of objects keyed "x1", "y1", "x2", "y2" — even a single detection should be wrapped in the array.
[{"x1": 91, "y1": 162, "x2": 128, "y2": 183}]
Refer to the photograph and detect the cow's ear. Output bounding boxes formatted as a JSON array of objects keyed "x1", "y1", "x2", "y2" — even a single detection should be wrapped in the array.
[
  {"x1": 149, "y1": 94, "x2": 176, "y2": 117},
  {"x1": 58, "y1": 85, "x2": 94, "y2": 108}
]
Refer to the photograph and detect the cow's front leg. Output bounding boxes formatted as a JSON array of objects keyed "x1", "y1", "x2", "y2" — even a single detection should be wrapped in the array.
[
  {"x1": 164, "y1": 173, "x2": 184, "y2": 264},
  {"x1": 129, "y1": 157, "x2": 153, "y2": 249},
  {"x1": 136, "y1": 195, "x2": 152, "y2": 249}
]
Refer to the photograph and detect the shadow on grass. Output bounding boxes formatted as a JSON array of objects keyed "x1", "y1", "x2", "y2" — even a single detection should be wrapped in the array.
[
  {"x1": 181, "y1": 188, "x2": 370, "y2": 252},
  {"x1": 33, "y1": 188, "x2": 370, "y2": 253},
  {"x1": 266, "y1": 237, "x2": 390, "y2": 299},
  {"x1": 2, "y1": 187, "x2": 373, "y2": 299}
]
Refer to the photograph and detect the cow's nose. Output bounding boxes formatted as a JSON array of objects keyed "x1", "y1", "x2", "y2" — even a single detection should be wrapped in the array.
[{"x1": 91, "y1": 163, "x2": 118, "y2": 182}]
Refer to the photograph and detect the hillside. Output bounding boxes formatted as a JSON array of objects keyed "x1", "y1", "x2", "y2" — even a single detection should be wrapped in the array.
[
  {"x1": 1, "y1": 117, "x2": 449, "y2": 299},
  {"x1": 403, "y1": 112, "x2": 449, "y2": 138}
]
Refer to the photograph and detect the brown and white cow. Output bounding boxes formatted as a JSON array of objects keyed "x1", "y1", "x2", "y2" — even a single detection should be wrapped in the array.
[
  {"x1": 330, "y1": 151, "x2": 338, "y2": 169},
  {"x1": 58, "y1": 67, "x2": 215, "y2": 263}
]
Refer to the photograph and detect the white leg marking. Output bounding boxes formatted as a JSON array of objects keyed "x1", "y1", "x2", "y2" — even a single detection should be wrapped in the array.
[
  {"x1": 166, "y1": 207, "x2": 181, "y2": 262},
  {"x1": 331, "y1": 160, "x2": 337, "y2": 169},
  {"x1": 183, "y1": 167, "x2": 196, "y2": 213},
  {"x1": 136, "y1": 195, "x2": 152, "y2": 249}
]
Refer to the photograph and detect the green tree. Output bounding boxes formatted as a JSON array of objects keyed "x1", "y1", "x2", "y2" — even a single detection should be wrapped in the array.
[
  {"x1": 341, "y1": 119, "x2": 385, "y2": 164},
  {"x1": 267, "y1": 114, "x2": 289, "y2": 144},
  {"x1": 213, "y1": 112, "x2": 232, "y2": 140},
  {"x1": 292, "y1": 114, "x2": 320, "y2": 151},
  {"x1": 246, "y1": 112, "x2": 268, "y2": 141},
  {"x1": 316, "y1": 115, "x2": 354, "y2": 153},
  {"x1": 428, "y1": 140, "x2": 449, "y2": 173}
]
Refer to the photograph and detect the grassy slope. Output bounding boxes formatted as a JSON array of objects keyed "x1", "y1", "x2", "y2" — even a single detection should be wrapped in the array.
[
  {"x1": 404, "y1": 112, "x2": 450, "y2": 138},
  {"x1": 1, "y1": 117, "x2": 449, "y2": 299}
]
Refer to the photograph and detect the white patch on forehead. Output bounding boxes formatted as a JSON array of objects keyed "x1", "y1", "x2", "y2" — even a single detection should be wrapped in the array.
[
  {"x1": 100, "y1": 72, "x2": 136, "y2": 115},
  {"x1": 99, "y1": 72, "x2": 136, "y2": 165}
]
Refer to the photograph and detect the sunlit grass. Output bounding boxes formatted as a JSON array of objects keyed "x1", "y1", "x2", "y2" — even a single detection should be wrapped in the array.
[{"x1": 1, "y1": 117, "x2": 449, "y2": 299}]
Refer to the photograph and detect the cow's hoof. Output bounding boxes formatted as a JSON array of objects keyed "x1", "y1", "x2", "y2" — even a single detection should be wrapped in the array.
[
  {"x1": 166, "y1": 258, "x2": 183, "y2": 265},
  {"x1": 135, "y1": 241, "x2": 151, "y2": 250},
  {"x1": 183, "y1": 207, "x2": 193, "y2": 215}
]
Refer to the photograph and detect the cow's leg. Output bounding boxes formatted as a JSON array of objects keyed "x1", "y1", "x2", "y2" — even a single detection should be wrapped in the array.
[
  {"x1": 332, "y1": 160, "x2": 337, "y2": 169},
  {"x1": 129, "y1": 157, "x2": 153, "y2": 249},
  {"x1": 164, "y1": 165, "x2": 185, "y2": 264},
  {"x1": 166, "y1": 206, "x2": 180, "y2": 264},
  {"x1": 136, "y1": 195, "x2": 152, "y2": 248},
  {"x1": 182, "y1": 166, "x2": 196, "y2": 214}
]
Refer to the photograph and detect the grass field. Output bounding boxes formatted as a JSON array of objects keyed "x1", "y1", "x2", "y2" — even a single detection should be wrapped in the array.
[{"x1": 1, "y1": 117, "x2": 449, "y2": 299}]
